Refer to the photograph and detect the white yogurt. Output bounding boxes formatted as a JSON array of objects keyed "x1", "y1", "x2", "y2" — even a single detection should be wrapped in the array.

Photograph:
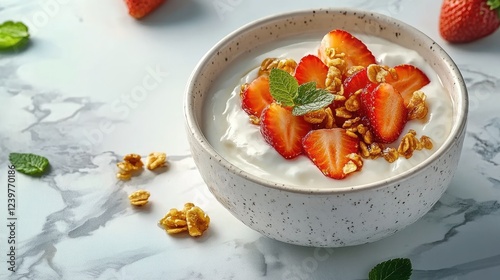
[{"x1": 203, "y1": 35, "x2": 453, "y2": 189}]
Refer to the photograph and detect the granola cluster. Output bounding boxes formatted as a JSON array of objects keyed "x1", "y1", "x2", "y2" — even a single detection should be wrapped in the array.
[
  {"x1": 158, "y1": 203, "x2": 210, "y2": 237},
  {"x1": 251, "y1": 55, "x2": 434, "y2": 174},
  {"x1": 258, "y1": 57, "x2": 297, "y2": 76}
]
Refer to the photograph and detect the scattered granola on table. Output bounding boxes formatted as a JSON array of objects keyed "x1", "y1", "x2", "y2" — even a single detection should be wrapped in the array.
[
  {"x1": 158, "y1": 203, "x2": 210, "y2": 237},
  {"x1": 128, "y1": 190, "x2": 150, "y2": 206}
]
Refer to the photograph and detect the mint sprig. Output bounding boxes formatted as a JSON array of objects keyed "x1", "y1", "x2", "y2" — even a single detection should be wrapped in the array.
[
  {"x1": 368, "y1": 258, "x2": 412, "y2": 280},
  {"x1": 0, "y1": 21, "x2": 30, "y2": 50},
  {"x1": 9, "y1": 153, "x2": 50, "y2": 176},
  {"x1": 269, "y1": 68, "x2": 335, "y2": 116}
]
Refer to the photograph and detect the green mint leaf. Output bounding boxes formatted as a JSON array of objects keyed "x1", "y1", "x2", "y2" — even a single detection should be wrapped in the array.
[
  {"x1": 269, "y1": 68, "x2": 298, "y2": 107},
  {"x1": 292, "y1": 92, "x2": 334, "y2": 116},
  {"x1": 9, "y1": 153, "x2": 50, "y2": 176},
  {"x1": 0, "y1": 21, "x2": 30, "y2": 50},
  {"x1": 291, "y1": 83, "x2": 335, "y2": 116},
  {"x1": 296, "y1": 81, "x2": 317, "y2": 97},
  {"x1": 368, "y1": 258, "x2": 412, "y2": 280}
]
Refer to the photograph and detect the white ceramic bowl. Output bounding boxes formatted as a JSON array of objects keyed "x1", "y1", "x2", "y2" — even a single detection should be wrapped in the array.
[{"x1": 184, "y1": 9, "x2": 468, "y2": 247}]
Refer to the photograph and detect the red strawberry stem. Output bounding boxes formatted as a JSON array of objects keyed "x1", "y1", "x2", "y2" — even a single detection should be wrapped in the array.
[{"x1": 488, "y1": 0, "x2": 500, "y2": 17}]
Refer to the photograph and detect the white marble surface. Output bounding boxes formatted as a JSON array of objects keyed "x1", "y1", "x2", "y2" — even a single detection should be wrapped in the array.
[{"x1": 1, "y1": 0, "x2": 499, "y2": 279}]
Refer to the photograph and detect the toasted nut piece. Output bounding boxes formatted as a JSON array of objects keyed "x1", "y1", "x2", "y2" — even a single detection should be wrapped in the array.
[
  {"x1": 343, "y1": 161, "x2": 359, "y2": 175},
  {"x1": 335, "y1": 107, "x2": 353, "y2": 119},
  {"x1": 159, "y1": 208, "x2": 187, "y2": 231},
  {"x1": 347, "y1": 153, "x2": 363, "y2": 168},
  {"x1": 185, "y1": 206, "x2": 211, "y2": 237},
  {"x1": 367, "y1": 64, "x2": 389, "y2": 83},
  {"x1": 342, "y1": 117, "x2": 361, "y2": 129},
  {"x1": 398, "y1": 130, "x2": 419, "y2": 159},
  {"x1": 123, "y1": 154, "x2": 144, "y2": 170},
  {"x1": 116, "y1": 172, "x2": 132, "y2": 181},
  {"x1": 368, "y1": 143, "x2": 382, "y2": 159},
  {"x1": 420, "y1": 135, "x2": 433, "y2": 150},
  {"x1": 249, "y1": 115, "x2": 260, "y2": 125},
  {"x1": 323, "y1": 107, "x2": 335, "y2": 129},
  {"x1": 359, "y1": 141, "x2": 370, "y2": 158},
  {"x1": 304, "y1": 109, "x2": 327, "y2": 124},
  {"x1": 159, "y1": 203, "x2": 210, "y2": 237},
  {"x1": 117, "y1": 161, "x2": 136, "y2": 173},
  {"x1": 325, "y1": 66, "x2": 343, "y2": 93},
  {"x1": 258, "y1": 58, "x2": 297, "y2": 76},
  {"x1": 129, "y1": 190, "x2": 150, "y2": 206},
  {"x1": 345, "y1": 95, "x2": 360, "y2": 112},
  {"x1": 345, "y1": 66, "x2": 365, "y2": 77},
  {"x1": 166, "y1": 227, "x2": 188, "y2": 234},
  {"x1": 240, "y1": 83, "x2": 249, "y2": 96},
  {"x1": 407, "y1": 91, "x2": 429, "y2": 120},
  {"x1": 146, "y1": 152, "x2": 167, "y2": 170},
  {"x1": 383, "y1": 147, "x2": 399, "y2": 163},
  {"x1": 116, "y1": 154, "x2": 144, "y2": 180},
  {"x1": 346, "y1": 130, "x2": 359, "y2": 139}
]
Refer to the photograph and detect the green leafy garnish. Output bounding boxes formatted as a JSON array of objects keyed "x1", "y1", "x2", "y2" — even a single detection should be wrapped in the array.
[
  {"x1": 368, "y1": 258, "x2": 412, "y2": 280},
  {"x1": 0, "y1": 21, "x2": 30, "y2": 50},
  {"x1": 9, "y1": 153, "x2": 50, "y2": 176},
  {"x1": 268, "y1": 68, "x2": 335, "y2": 116}
]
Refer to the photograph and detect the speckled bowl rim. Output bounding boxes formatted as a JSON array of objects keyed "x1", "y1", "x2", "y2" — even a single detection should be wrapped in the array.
[{"x1": 185, "y1": 8, "x2": 468, "y2": 195}]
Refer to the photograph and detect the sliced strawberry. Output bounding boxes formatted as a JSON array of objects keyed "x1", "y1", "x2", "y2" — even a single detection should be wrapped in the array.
[
  {"x1": 343, "y1": 68, "x2": 371, "y2": 98},
  {"x1": 384, "y1": 64, "x2": 430, "y2": 106},
  {"x1": 125, "y1": 0, "x2": 166, "y2": 19},
  {"x1": 360, "y1": 83, "x2": 407, "y2": 143},
  {"x1": 241, "y1": 75, "x2": 274, "y2": 118},
  {"x1": 318, "y1": 30, "x2": 376, "y2": 69},
  {"x1": 302, "y1": 128, "x2": 360, "y2": 179},
  {"x1": 260, "y1": 103, "x2": 312, "y2": 159},
  {"x1": 294, "y1": 55, "x2": 329, "y2": 88}
]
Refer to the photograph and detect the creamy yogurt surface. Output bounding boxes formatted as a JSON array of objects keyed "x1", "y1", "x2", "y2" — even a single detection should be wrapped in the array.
[{"x1": 202, "y1": 34, "x2": 453, "y2": 189}]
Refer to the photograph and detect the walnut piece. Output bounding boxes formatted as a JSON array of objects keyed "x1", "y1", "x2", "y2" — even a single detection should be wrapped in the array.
[
  {"x1": 382, "y1": 147, "x2": 399, "y2": 163},
  {"x1": 249, "y1": 115, "x2": 260, "y2": 125},
  {"x1": 335, "y1": 107, "x2": 353, "y2": 119},
  {"x1": 159, "y1": 203, "x2": 210, "y2": 237},
  {"x1": 128, "y1": 190, "x2": 150, "y2": 206},
  {"x1": 407, "y1": 90, "x2": 429, "y2": 120},
  {"x1": 323, "y1": 107, "x2": 335, "y2": 129},
  {"x1": 146, "y1": 152, "x2": 167, "y2": 170},
  {"x1": 420, "y1": 135, "x2": 433, "y2": 150},
  {"x1": 258, "y1": 58, "x2": 297, "y2": 76},
  {"x1": 303, "y1": 109, "x2": 327, "y2": 124},
  {"x1": 116, "y1": 154, "x2": 144, "y2": 181},
  {"x1": 185, "y1": 205, "x2": 211, "y2": 237},
  {"x1": 345, "y1": 66, "x2": 365, "y2": 77},
  {"x1": 398, "y1": 130, "x2": 419, "y2": 159},
  {"x1": 367, "y1": 64, "x2": 390, "y2": 83},
  {"x1": 240, "y1": 83, "x2": 249, "y2": 97},
  {"x1": 344, "y1": 94, "x2": 360, "y2": 112}
]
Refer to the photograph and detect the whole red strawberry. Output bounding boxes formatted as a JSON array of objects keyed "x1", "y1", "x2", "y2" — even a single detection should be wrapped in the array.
[{"x1": 439, "y1": 0, "x2": 500, "y2": 43}]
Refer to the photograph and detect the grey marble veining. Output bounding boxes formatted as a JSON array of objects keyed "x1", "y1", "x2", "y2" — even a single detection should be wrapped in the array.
[{"x1": 1, "y1": 0, "x2": 500, "y2": 279}]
